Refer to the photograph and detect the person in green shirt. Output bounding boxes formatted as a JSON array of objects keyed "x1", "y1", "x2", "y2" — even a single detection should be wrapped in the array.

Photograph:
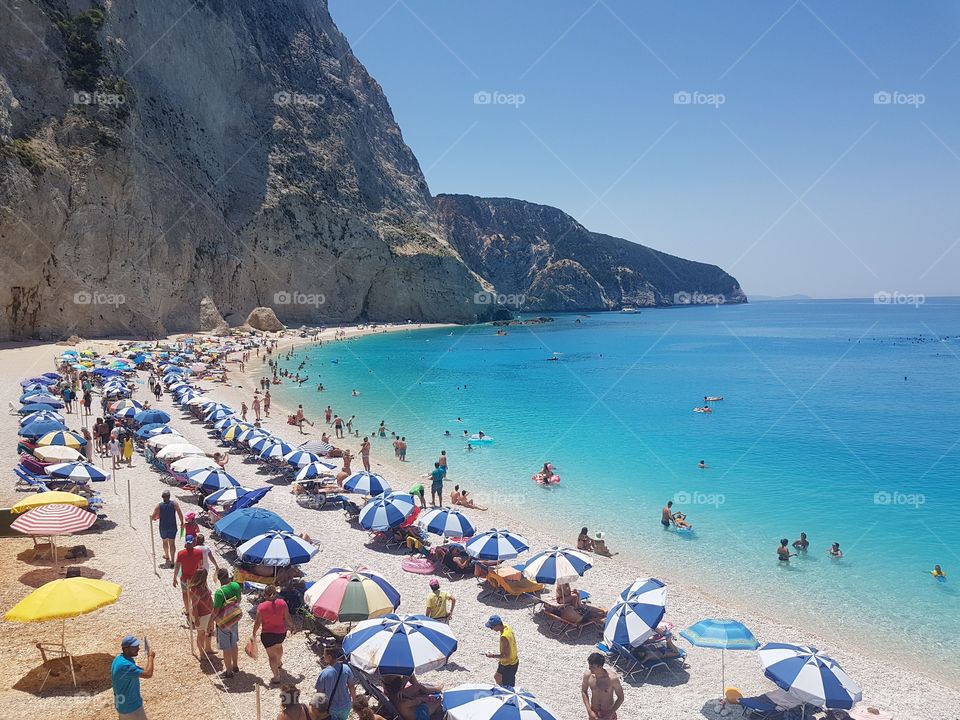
[
  {"x1": 408, "y1": 482, "x2": 426, "y2": 510},
  {"x1": 212, "y1": 569, "x2": 242, "y2": 677}
]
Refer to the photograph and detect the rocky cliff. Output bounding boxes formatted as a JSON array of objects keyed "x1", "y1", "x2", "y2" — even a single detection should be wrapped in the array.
[
  {"x1": 435, "y1": 194, "x2": 746, "y2": 311},
  {"x1": 0, "y1": 0, "x2": 500, "y2": 339}
]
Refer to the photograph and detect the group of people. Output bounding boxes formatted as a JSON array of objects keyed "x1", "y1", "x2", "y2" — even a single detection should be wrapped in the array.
[
  {"x1": 91, "y1": 415, "x2": 135, "y2": 469},
  {"x1": 777, "y1": 534, "x2": 845, "y2": 562},
  {"x1": 577, "y1": 527, "x2": 615, "y2": 557}
]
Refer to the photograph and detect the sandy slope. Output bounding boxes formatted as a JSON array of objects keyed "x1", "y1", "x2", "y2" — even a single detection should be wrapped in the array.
[{"x1": 0, "y1": 329, "x2": 954, "y2": 720}]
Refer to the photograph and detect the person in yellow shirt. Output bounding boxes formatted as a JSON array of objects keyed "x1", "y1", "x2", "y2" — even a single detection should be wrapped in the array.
[
  {"x1": 484, "y1": 615, "x2": 519, "y2": 687},
  {"x1": 425, "y1": 579, "x2": 455, "y2": 620}
]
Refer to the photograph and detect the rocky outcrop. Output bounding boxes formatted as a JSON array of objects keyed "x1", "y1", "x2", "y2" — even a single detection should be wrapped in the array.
[
  {"x1": 244, "y1": 306, "x2": 285, "y2": 333},
  {"x1": 0, "y1": 0, "x2": 501, "y2": 339},
  {"x1": 198, "y1": 296, "x2": 228, "y2": 334},
  {"x1": 435, "y1": 195, "x2": 747, "y2": 311}
]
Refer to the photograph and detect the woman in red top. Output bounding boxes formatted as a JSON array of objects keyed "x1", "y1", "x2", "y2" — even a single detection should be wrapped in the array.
[
  {"x1": 189, "y1": 568, "x2": 214, "y2": 655},
  {"x1": 252, "y1": 585, "x2": 294, "y2": 685}
]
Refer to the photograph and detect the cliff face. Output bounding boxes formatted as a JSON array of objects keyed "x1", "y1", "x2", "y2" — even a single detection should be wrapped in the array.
[
  {"x1": 0, "y1": 0, "x2": 499, "y2": 339},
  {"x1": 435, "y1": 194, "x2": 747, "y2": 311}
]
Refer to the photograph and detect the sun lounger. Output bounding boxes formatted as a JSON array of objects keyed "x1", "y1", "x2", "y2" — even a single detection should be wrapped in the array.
[
  {"x1": 596, "y1": 641, "x2": 641, "y2": 681},
  {"x1": 481, "y1": 568, "x2": 544, "y2": 603},
  {"x1": 633, "y1": 647, "x2": 687, "y2": 683},
  {"x1": 535, "y1": 602, "x2": 603, "y2": 638},
  {"x1": 352, "y1": 666, "x2": 401, "y2": 720}
]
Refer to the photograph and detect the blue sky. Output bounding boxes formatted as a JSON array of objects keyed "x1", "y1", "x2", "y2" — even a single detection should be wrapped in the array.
[{"x1": 329, "y1": 1, "x2": 960, "y2": 298}]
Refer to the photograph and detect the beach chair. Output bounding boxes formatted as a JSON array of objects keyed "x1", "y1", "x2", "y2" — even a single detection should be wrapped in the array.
[
  {"x1": 739, "y1": 689, "x2": 805, "y2": 719},
  {"x1": 482, "y1": 569, "x2": 544, "y2": 603},
  {"x1": 634, "y1": 647, "x2": 688, "y2": 683},
  {"x1": 596, "y1": 641, "x2": 640, "y2": 681},
  {"x1": 534, "y1": 602, "x2": 603, "y2": 638},
  {"x1": 14, "y1": 467, "x2": 50, "y2": 493},
  {"x1": 352, "y1": 666, "x2": 401, "y2": 720}
]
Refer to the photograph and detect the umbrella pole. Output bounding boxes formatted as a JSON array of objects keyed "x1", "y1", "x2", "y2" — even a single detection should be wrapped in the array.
[
  {"x1": 63, "y1": 619, "x2": 76, "y2": 687},
  {"x1": 721, "y1": 648, "x2": 726, "y2": 705},
  {"x1": 126, "y1": 472, "x2": 132, "y2": 528}
]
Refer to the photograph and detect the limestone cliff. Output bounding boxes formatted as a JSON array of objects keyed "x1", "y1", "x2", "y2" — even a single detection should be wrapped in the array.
[
  {"x1": 0, "y1": 0, "x2": 500, "y2": 339},
  {"x1": 435, "y1": 194, "x2": 747, "y2": 311}
]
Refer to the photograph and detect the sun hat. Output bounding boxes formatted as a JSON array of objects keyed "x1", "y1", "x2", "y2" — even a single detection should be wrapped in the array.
[
  {"x1": 185, "y1": 511, "x2": 196, "y2": 521},
  {"x1": 429, "y1": 579, "x2": 440, "y2": 589},
  {"x1": 594, "y1": 531, "x2": 605, "y2": 540},
  {"x1": 184, "y1": 534, "x2": 195, "y2": 544},
  {"x1": 485, "y1": 615, "x2": 503, "y2": 628}
]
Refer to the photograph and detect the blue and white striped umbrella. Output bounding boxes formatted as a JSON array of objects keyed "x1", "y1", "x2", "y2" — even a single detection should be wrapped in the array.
[
  {"x1": 45, "y1": 462, "x2": 108, "y2": 482},
  {"x1": 249, "y1": 435, "x2": 278, "y2": 453},
  {"x1": 204, "y1": 408, "x2": 234, "y2": 423},
  {"x1": 465, "y1": 529, "x2": 529, "y2": 561},
  {"x1": 185, "y1": 468, "x2": 241, "y2": 493},
  {"x1": 214, "y1": 417, "x2": 240, "y2": 430},
  {"x1": 284, "y1": 450, "x2": 321, "y2": 468},
  {"x1": 204, "y1": 485, "x2": 252, "y2": 506},
  {"x1": 442, "y1": 685, "x2": 559, "y2": 720},
  {"x1": 113, "y1": 406, "x2": 138, "y2": 419},
  {"x1": 520, "y1": 547, "x2": 592, "y2": 585},
  {"x1": 359, "y1": 492, "x2": 417, "y2": 531},
  {"x1": 343, "y1": 471, "x2": 391, "y2": 496},
  {"x1": 259, "y1": 442, "x2": 294, "y2": 461},
  {"x1": 235, "y1": 428, "x2": 267, "y2": 444},
  {"x1": 295, "y1": 461, "x2": 337, "y2": 481},
  {"x1": 20, "y1": 410, "x2": 63, "y2": 427},
  {"x1": 135, "y1": 423, "x2": 173, "y2": 439},
  {"x1": 758, "y1": 643, "x2": 862, "y2": 710},
  {"x1": 343, "y1": 614, "x2": 458, "y2": 676},
  {"x1": 603, "y1": 578, "x2": 667, "y2": 648},
  {"x1": 237, "y1": 530, "x2": 318, "y2": 566},
  {"x1": 19, "y1": 392, "x2": 62, "y2": 405},
  {"x1": 417, "y1": 508, "x2": 477, "y2": 538}
]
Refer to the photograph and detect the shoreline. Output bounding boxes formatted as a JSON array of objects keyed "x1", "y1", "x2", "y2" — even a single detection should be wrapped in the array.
[{"x1": 0, "y1": 328, "x2": 953, "y2": 720}]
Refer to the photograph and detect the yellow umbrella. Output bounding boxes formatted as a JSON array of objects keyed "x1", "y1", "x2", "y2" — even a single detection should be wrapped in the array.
[
  {"x1": 5, "y1": 578, "x2": 122, "y2": 688},
  {"x1": 10, "y1": 491, "x2": 89, "y2": 514},
  {"x1": 36, "y1": 431, "x2": 85, "y2": 450}
]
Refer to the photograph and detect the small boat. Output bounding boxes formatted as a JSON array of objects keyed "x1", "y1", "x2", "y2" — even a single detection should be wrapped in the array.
[
  {"x1": 705, "y1": 396, "x2": 724, "y2": 402},
  {"x1": 693, "y1": 406, "x2": 712, "y2": 413},
  {"x1": 621, "y1": 307, "x2": 638, "y2": 313}
]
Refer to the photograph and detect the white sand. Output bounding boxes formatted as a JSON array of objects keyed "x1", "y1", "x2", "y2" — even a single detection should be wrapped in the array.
[{"x1": 0, "y1": 329, "x2": 955, "y2": 720}]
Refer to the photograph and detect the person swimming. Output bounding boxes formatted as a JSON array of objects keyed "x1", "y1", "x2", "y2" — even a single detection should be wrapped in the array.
[
  {"x1": 697, "y1": 460, "x2": 706, "y2": 469},
  {"x1": 792, "y1": 532, "x2": 809, "y2": 551},
  {"x1": 828, "y1": 542, "x2": 843, "y2": 558},
  {"x1": 932, "y1": 564, "x2": 947, "y2": 579}
]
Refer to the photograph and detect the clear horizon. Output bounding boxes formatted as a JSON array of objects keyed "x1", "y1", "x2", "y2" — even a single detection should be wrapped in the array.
[{"x1": 330, "y1": 1, "x2": 960, "y2": 300}]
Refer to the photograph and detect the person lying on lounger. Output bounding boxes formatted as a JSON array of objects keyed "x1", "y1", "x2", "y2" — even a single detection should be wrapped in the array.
[{"x1": 633, "y1": 636, "x2": 681, "y2": 664}]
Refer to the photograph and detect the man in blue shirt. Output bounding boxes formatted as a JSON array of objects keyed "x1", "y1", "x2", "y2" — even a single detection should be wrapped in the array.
[
  {"x1": 428, "y1": 462, "x2": 445, "y2": 507},
  {"x1": 315, "y1": 645, "x2": 355, "y2": 720},
  {"x1": 111, "y1": 635, "x2": 155, "y2": 719}
]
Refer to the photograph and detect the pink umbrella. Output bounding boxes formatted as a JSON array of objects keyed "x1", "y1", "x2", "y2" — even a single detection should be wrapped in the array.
[{"x1": 12, "y1": 504, "x2": 97, "y2": 568}]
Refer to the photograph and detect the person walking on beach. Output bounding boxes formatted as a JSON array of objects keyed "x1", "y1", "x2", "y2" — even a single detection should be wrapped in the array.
[
  {"x1": 398, "y1": 437, "x2": 406, "y2": 461},
  {"x1": 484, "y1": 615, "x2": 519, "y2": 687},
  {"x1": 314, "y1": 645, "x2": 356, "y2": 720},
  {"x1": 409, "y1": 483, "x2": 427, "y2": 510},
  {"x1": 253, "y1": 394, "x2": 262, "y2": 422},
  {"x1": 153, "y1": 382, "x2": 162, "y2": 402},
  {"x1": 112, "y1": 635, "x2": 155, "y2": 720},
  {"x1": 189, "y1": 568, "x2": 214, "y2": 656},
  {"x1": 324, "y1": 406, "x2": 332, "y2": 424},
  {"x1": 359, "y1": 437, "x2": 371, "y2": 471},
  {"x1": 582, "y1": 652, "x2": 624, "y2": 720},
  {"x1": 122, "y1": 433, "x2": 134, "y2": 467},
  {"x1": 252, "y1": 585, "x2": 295, "y2": 685},
  {"x1": 428, "y1": 462, "x2": 445, "y2": 507},
  {"x1": 425, "y1": 579, "x2": 456, "y2": 620},
  {"x1": 82, "y1": 388, "x2": 92, "y2": 417},
  {"x1": 263, "y1": 390, "x2": 271, "y2": 417},
  {"x1": 109, "y1": 435, "x2": 122, "y2": 470},
  {"x1": 438, "y1": 450, "x2": 448, "y2": 476},
  {"x1": 82, "y1": 427, "x2": 94, "y2": 463},
  {"x1": 151, "y1": 490, "x2": 182, "y2": 568},
  {"x1": 213, "y1": 568, "x2": 242, "y2": 677},
  {"x1": 173, "y1": 535, "x2": 203, "y2": 621},
  {"x1": 345, "y1": 415, "x2": 354, "y2": 435},
  {"x1": 333, "y1": 415, "x2": 344, "y2": 439}
]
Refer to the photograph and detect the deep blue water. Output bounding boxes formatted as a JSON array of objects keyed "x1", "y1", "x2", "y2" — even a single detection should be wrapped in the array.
[{"x1": 275, "y1": 299, "x2": 960, "y2": 676}]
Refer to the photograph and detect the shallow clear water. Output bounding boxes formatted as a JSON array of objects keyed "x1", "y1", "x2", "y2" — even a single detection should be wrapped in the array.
[{"x1": 274, "y1": 299, "x2": 960, "y2": 677}]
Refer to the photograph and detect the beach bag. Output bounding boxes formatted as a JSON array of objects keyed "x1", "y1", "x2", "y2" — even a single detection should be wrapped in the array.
[
  {"x1": 215, "y1": 595, "x2": 242, "y2": 630},
  {"x1": 244, "y1": 637, "x2": 258, "y2": 659}
]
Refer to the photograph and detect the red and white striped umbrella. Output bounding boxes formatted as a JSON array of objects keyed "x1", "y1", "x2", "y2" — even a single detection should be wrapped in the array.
[{"x1": 11, "y1": 503, "x2": 97, "y2": 536}]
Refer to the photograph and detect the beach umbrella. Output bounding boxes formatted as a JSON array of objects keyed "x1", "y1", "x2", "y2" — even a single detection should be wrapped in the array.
[
  {"x1": 134, "y1": 409, "x2": 170, "y2": 425},
  {"x1": 170, "y1": 456, "x2": 218, "y2": 474},
  {"x1": 203, "y1": 486, "x2": 252, "y2": 507},
  {"x1": 442, "y1": 685, "x2": 559, "y2": 720},
  {"x1": 187, "y1": 397, "x2": 215, "y2": 408},
  {"x1": 520, "y1": 547, "x2": 592, "y2": 585},
  {"x1": 417, "y1": 508, "x2": 477, "y2": 539},
  {"x1": 359, "y1": 492, "x2": 417, "y2": 531},
  {"x1": 343, "y1": 471, "x2": 392, "y2": 496},
  {"x1": 155, "y1": 443, "x2": 206, "y2": 460},
  {"x1": 109, "y1": 399, "x2": 142, "y2": 411},
  {"x1": 20, "y1": 410, "x2": 63, "y2": 427},
  {"x1": 304, "y1": 567, "x2": 401, "y2": 622},
  {"x1": 237, "y1": 531, "x2": 318, "y2": 566},
  {"x1": 343, "y1": 614, "x2": 458, "y2": 676},
  {"x1": 259, "y1": 442, "x2": 294, "y2": 461},
  {"x1": 113, "y1": 407, "x2": 139, "y2": 419},
  {"x1": 214, "y1": 507, "x2": 293, "y2": 545},
  {"x1": 213, "y1": 417, "x2": 240, "y2": 430},
  {"x1": 185, "y1": 468, "x2": 241, "y2": 493},
  {"x1": 20, "y1": 403, "x2": 61, "y2": 414},
  {"x1": 204, "y1": 408, "x2": 234, "y2": 423},
  {"x1": 36, "y1": 431, "x2": 86, "y2": 449},
  {"x1": 294, "y1": 461, "x2": 337, "y2": 481},
  {"x1": 10, "y1": 491, "x2": 89, "y2": 514},
  {"x1": 11, "y1": 504, "x2": 97, "y2": 566},
  {"x1": 19, "y1": 419, "x2": 68, "y2": 439},
  {"x1": 603, "y1": 578, "x2": 667, "y2": 648},
  {"x1": 247, "y1": 435, "x2": 276, "y2": 452},
  {"x1": 19, "y1": 392, "x2": 62, "y2": 405},
  {"x1": 45, "y1": 462, "x2": 108, "y2": 483},
  {"x1": 284, "y1": 450, "x2": 321, "y2": 468},
  {"x1": 136, "y1": 423, "x2": 173, "y2": 439},
  {"x1": 297, "y1": 439, "x2": 333, "y2": 455},
  {"x1": 33, "y1": 445, "x2": 83, "y2": 463},
  {"x1": 235, "y1": 428, "x2": 266, "y2": 444},
  {"x1": 146, "y1": 433, "x2": 188, "y2": 448},
  {"x1": 220, "y1": 423, "x2": 252, "y2": 441},
  {"x1": 232, "y1": 486, "x2": 272, "y2": 511},
  {"x1": 681, "y1": 619, "x2": 759, "y2": 698},
  {"x1": 21, "y1": 376, "x2": 57, "y2": 387},
  {"x1": 465, "y1": 529, "x2": 529, "y2": 561},
  {"x1": 758, "y1": 643, "x2": 862, "y2": 710}
]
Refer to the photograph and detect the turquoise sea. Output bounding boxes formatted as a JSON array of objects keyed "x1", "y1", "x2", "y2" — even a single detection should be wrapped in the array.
[{"x1": 275, "y1": 299, "x2": 960, "y2": 680}]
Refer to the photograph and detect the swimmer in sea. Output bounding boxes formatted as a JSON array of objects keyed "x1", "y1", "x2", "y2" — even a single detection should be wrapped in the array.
[
  {"x1": 792, "y1": 532, "x2": 809, "y2": 552},
  {"x1": 932, "y1": 564, "x2": 946, "y2": 580},
  {"x1": 466, "y1": 443, "x2": 474, "y2": 452},
  {"x1": 697, "y1": 460, "x2": 706, "y2": 469},
  {"x1": 828, "y1": 542, "x2": 843, "y2": 558},
  {"x1": 672, "y1": 512, "x2": 691, "y2": 530},
  {"x1": 444, "y1": 430, "x2": 451, "y2": 437},
  {"x1": 462, "y1": 430, "x2": 469, "y2": 439},
  {"x1": 777, "y1": 538, "x2": 796, "y2": 562},
  {"x1": 661, "y1": 501, "x2": 674, "y2": 528},
  {"x1": 456, "y1": 417, "x2": 462, "y2": 423}
]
